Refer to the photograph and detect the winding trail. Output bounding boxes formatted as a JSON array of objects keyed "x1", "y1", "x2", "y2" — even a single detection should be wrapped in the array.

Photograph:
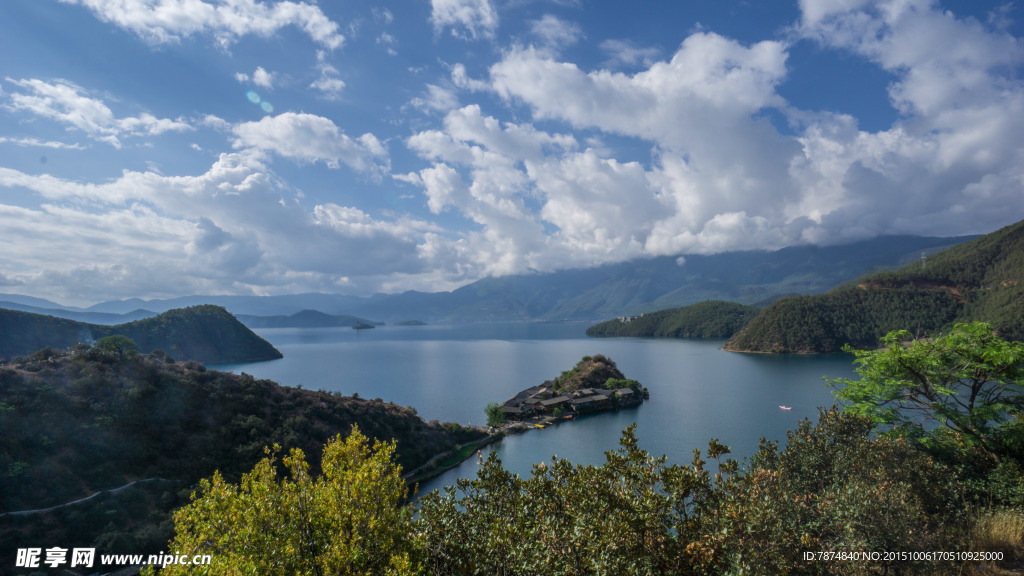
[{"x1": 1, "y1": 477, "x2": 172, "y2": 517}]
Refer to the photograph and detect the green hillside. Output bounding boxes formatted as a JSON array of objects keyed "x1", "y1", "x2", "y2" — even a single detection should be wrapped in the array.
[
  {"x1": 725, "y1": 220, "x2": 1024, "y2": 353},
  {"x1": 0, "y1": 305, "x2": 282, "y2": 364},
  {"x1": 586, "y1": 300, "x2": 761, "y2": 338},
  {"x1": 0, "y1": 347, "x2": 484, "y2": 563},
  {"x1": 551, "y1": 354, "x2": 642, "y2": 394}
]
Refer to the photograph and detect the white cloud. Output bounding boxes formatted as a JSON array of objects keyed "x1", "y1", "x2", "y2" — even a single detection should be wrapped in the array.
[
  {"x1": 786, "y1": 0, "x2": 1024, "y2": 242},
  {"x1": 377, "y1": 32, "x2": 398, "y2": 55},
  {"x1": 485, "y1": 36, "x2": 804, "y2": 254},
  {"x1": 393, "y1": 6, "x2": 1024, "y2": 277},
  {"x1": 530, "y1": 150, "x2": 663, "y2": 265},
  {"x1": 5, "y1": 78, "x2": 191, "y2": 148},
  {"x1": 409, "y1": 84, "x2": 459, "y2": 113},
  {"x1": 599, "y1": 39, "x2": 661, "y2": 69},
  {"x1": 252, "y1": 66, "x2": 274, "y2": 88},
  {"x1": 529, "y1": 14, "x2": 582, "y2": 53},
  {"x1": 310, "y1": 50, "x2": 345, "y2": 99},
  {"x1": 373, "y1": 8, "x2": 394, "y2": 25},
  {"x1": 451, "y1": 63, "x2": 490, "y2": 92},
  {"x1": 231, "y1": 112, "x2": 389, "y2": 176},
  {"x1": 58, "y1": 0, "x2": 345, "y2": 49},
  {"x1": 0, "y1": 137, "x2": 86, "y2": 150},
  {"x1": 430, "y1": 0, "x2": 498, "y2": 40},
  {"x1": 0, "y1": 150, "x2": 437, "y2": 301},
  {"x1": 797, "y1": 0, "x2": 1023, "y2": 117},
  {"x1": 490, "y1": 35, "x2": 789, "y2": 142}
]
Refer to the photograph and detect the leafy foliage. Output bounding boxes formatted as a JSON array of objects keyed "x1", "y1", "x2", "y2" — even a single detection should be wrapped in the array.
[
  {"x1": 485, "y1": 401, "x2": 506, "y2": 426},
  {"x1": 150, "y1": 427, "x2": 416, "y2": 576},
  {"x1": 0, "y1": 347, "x2": 483, "y2": 570},
  {"x1": 93, "y1": 335, "x2": 139, "y2": 359},
  {"x1": 732, "y1": 408, "x2": 962, "y2": 575},
  {"x1": 415, "y1": 424, "x2": 734, "y2": 576},
  {"x1": 587, "y1": 300, "x2": 761, "y2": 339},
  {"x1": 415, "y1": 408, "x2": 965, "y2": 575},
  {"x1": 552, "y1": 354, "x2": 627, "y2": 393},
  {"x1": 829, "y1": 322, "x2": 1024, "y2": 463}
]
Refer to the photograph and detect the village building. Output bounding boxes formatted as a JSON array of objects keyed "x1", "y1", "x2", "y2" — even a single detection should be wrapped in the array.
[{"x1": 500, "y1": 381, "x2": 642, "y2": 422}]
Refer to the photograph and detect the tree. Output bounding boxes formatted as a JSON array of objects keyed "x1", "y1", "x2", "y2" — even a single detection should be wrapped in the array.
[
  {"x1": 93, "y1": 335, "x2": 139, "y2": 359},
  {"x1": 414, "y1": 425, "x2": 737, "y2": 576},
  {"x1": 149, "y1": 426, "x2": 417, "y2": 576},
  {"x1": 484, "y1": 401, "x2": 506, "y2": 426},
  {"x1": 829, "y1": 322, "x2": 1024, "y2": 463}
]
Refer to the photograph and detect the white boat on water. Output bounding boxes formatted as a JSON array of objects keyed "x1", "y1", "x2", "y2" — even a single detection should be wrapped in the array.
[{"x1": 779, "y1": 405, "x2": 792, "y2": 410}]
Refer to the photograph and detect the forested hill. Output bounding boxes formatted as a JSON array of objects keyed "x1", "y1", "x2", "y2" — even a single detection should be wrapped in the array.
[
  {"x1": 0, "y1": 305, "x2": 282, "y2": 364},
  {"x1": 586, "y1": 300, "x2": 761, "y2": 338},
  {"x1": 0, "y1": 347, "x2": 485, "y2": 565},
  {"x1": 724, "y1": 219, "x2": 1024, "y2": 353}
]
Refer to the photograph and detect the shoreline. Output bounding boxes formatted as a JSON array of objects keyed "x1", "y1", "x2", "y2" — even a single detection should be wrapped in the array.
[{"x1": 402, "y1": 432, "x2": 502, "y2": 487}]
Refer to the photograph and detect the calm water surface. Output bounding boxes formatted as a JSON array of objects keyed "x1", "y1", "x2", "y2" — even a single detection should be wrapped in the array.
[{"x1": 215, "y1": 323, "x2": 857, "y2": 494}]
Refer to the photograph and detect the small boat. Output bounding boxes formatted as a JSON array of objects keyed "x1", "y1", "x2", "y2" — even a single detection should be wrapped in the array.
[
  {"x1": 779, "y1": 405, "x2": 792, "y2": 410},
  {"x1": 534, "y1": 424, "x2": 545, "y2": 429}
]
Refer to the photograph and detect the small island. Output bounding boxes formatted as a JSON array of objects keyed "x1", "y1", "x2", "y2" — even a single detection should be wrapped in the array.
[{"x1": 487, "y1": 355, "x2": 648, "y2": 431}]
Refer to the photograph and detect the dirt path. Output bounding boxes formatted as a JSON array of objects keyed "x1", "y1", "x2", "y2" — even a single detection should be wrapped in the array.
[{"x1": 1, "y1": 478, "x2": 171, "y2": 517}]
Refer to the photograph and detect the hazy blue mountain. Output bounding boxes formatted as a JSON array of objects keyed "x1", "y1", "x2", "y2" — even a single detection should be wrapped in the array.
[
  {"x1": 0, "y1": 293, "x2": 83, "y2": 311},
  {"x1": 0, "y1": 301, "x2": 155, "y2": 324},
  {"x1": 10, "y1": 234, "x2": 974, "y2": 323},
  {"x1": 237, "y1": 309, "x2": 378, "y2": 328},
  {"x1": 84, "y1": 293, "x2": 369, "y2": 316},
  {"x1": 343, "y1": 234, "x2": 973, "y2": 322}
]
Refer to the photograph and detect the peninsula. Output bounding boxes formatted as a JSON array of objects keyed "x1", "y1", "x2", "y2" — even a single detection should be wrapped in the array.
[{"x1": 490, "y1": 355, "x2": 647, "y2": 430}]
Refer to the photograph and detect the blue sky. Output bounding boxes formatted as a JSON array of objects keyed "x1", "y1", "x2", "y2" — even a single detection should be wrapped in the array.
[{"x1": 1, "y1": 0, "x2": 1022, "y2": 305}]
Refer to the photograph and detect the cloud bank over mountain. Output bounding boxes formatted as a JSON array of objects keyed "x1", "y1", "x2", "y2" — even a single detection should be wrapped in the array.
[{"x1": 0, "y1": 0, "x2": 1021, "y2": 304}]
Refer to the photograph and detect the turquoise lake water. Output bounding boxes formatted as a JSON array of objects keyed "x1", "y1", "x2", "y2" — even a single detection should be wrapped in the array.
[{"x1": 214, "y1": 322, "x2": 857, "y2": 495}]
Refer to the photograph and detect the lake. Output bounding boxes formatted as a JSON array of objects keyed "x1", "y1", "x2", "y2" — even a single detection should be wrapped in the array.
[{"x1": 214, "y1": 322, "x2": 858, "y2": 495}]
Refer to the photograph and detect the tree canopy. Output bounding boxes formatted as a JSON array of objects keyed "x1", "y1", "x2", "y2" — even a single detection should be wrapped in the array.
[
  {"x1": 150, "y1": 426, "x2": 416, "y2": 576},
  {"x1": 829, "y1": 322, "x2": 1024, "y2": 463}
]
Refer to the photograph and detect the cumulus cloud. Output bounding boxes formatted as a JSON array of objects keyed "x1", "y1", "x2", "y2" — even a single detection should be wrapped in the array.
[
  {"x1": 402, "y1": 105, "x2": 679, "y2": 276},
  {"x1": 253, "y1": 66, "x2": 274, "y2": 88},
  {"x1": 58, "y1": 0, "x2": 345, "y2": 49},
  {"x1": 788, "y1": 0, "x2": 1024, "y2": 242},
  {"x1": 396, "y1": 3, "x2": 1024, "y2": 281},
  {"x1": 485, "y1": 35, "x2": 804, "y2": 254},
  {"x1": 231, "y1": 112, "x2": 389, "y2": 175},
  {"x1": 5, "y1": 78, "x2": 191, "y2": 148},
  {"x1": 430, "y1": 0, "x2": 498, "y2": 40},
  {"x1": 0, "y1": 150, "x2": 440, "y2": 301}
]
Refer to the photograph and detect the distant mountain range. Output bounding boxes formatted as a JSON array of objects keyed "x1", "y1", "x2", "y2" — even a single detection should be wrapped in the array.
[
  {"x1": 1, "y1": 233, "x2": 973, "y2": 324},
  {"x1": 236, "y1": 309, "x2": 378, "y2": 329}
]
